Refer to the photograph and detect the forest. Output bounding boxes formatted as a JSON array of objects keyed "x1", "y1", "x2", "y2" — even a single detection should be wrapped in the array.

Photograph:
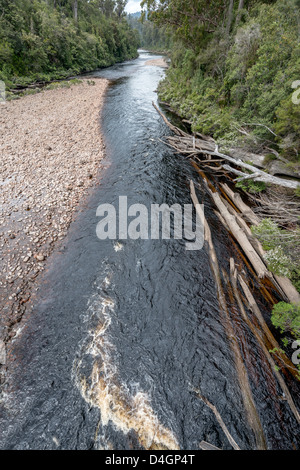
[
  {"x1": 0, "y1": 0, "x2": 139, "y2": 89},
  {"x1": 142, "y1": 0, "x2": 300, "y2": 163},
  {"x1": 127, "y1": 11, "x2": 172, "y2": 51}
]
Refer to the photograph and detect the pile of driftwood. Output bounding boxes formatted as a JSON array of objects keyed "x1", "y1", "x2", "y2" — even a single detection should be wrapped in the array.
[
  {"x1": 153, "y1": 101, "x2": 300, "y2": 303},
  {"x1": 248, "y1": 188, "x2": 300, "y2": 226},
  {"x1": 154, "y1": 102, "x2": 300, "y2": 449},
  {"x1": 153, "y1": 102, "x2": 300, "y2": 190},
  {"x1": 191, "y1": 181, "x2": 300, "y2": 450}
]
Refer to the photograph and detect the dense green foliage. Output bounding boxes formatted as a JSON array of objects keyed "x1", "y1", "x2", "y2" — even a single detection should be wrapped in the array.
[
  {"x1": 271, "y1": 301, "x2": 300, "y2": 378},
  {"x1": 251, "y1": 219, "x2": 300, "y2": 291},
  {"x1": 144, "y1": 0, "x2": 300, "y2": 161},
  {"x1": 0, "y1": 0, "x2": 139, "y2": 88},
  {"x1": 127, "y1": 12, "x2": 172, "y2": 51},
  {"x1": 271, "y1": 302, "x2": 300, "y2": 338}
]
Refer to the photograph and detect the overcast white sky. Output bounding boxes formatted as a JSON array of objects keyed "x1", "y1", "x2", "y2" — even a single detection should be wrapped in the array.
[{"x1": 125, "y1": 0, "x2": 142, "y2": 14}]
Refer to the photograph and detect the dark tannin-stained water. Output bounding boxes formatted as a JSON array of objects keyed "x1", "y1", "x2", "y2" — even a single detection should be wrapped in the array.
[{"x1": 0, "y1": 51, "x2": 299, "y2": 450}]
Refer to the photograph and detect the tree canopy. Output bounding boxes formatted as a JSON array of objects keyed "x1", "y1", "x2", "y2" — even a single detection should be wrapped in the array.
[
  {"x1": 145, "y1": 0, "x2": 300, "y2": 160},
  {"x1": 0, "y1": 0, "x2": 139, "y2": 87}
]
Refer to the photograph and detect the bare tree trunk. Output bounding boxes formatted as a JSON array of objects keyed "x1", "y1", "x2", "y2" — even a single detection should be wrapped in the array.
[
  {"x1": 237, "y1": 0, "x2": 244, "y2": 11},
  {"x1": 73, "y1": 0, "x2": 78, "y2": 21},
  {"x1": 235, "y1": 0, "x2": 244, "y2": 27},
  {"x1": 226, "y1": 0, "x2": 234, "y2": 35}
]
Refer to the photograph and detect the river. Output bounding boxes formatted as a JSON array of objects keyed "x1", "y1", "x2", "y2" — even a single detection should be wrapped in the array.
[{"x1": 0, "y1": 51, "x2": 299, "y2": 450}]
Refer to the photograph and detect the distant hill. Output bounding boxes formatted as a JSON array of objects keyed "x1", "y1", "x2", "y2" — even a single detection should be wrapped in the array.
[{"x1": 127, "y1": 11, "x2": 142, "y2": 19}]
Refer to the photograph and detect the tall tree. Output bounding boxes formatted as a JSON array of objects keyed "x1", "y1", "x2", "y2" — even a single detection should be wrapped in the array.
[
  {"x1": 141, "y1": 0, "x2": 228, "y2": 49},
  {"x1": 226, "y1": 0, "x2": 234, "y2": 35},
  {"x1": 98, "y1": 0, "x2": 115, "y2": 17},
  {"x1": 115, "y1": 0, "x2": 127, "y2": 19},
  {"x1": 73, "y1": 0, "x2": 78, "y2": 21},
  {"x1": 235, "y1": 0, "x2": 245, "y2": 27}
]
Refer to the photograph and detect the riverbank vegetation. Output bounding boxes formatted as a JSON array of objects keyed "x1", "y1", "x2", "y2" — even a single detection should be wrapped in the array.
[
  {"x1": 143, "y1": 0, "x2": 300, "y2": 164},
  {"x1": 0, "y1": 0, "x2": 139, "y2": 90},
  {"x1": 127, "y1": 12, "x2": 171, "y2": 51}
]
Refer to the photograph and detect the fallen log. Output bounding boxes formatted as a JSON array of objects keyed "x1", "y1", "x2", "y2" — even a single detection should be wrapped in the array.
[
  {"x1": 207, "y1": 184, "x2": 299, "y2": 303},
  {"x1": 220, "y1": 183, "x2": 260, "y2": 226},
  {"x1": 153, "y1": 103, "x2": 300, "y2": 189},
  {"x1": 230, "y1": 260, "x2": 300, "y2": 424},
  {"x1": 152, "y1": 102, "x2": 187, "y2": 137},
  {"x1": 207, "y1": 150, "x2": 299, "y2": 190},
  {"x1": 273, "y1": 276, "x2": 300, "y2": 305},
  {"x1": 199, "y1": 441, "x2": 222, "y2": 451},
  {"x1": 205, "y1": 186, "x2": 269, "y2": 278},
  {"x1": 220, "y1": 196, "x2": 268, "y2": 261},
  {"x1": 190, "y1": 180, "x2": 267, "y2": 450},
  {"x1": 192, "y1": 388, "x2": 240, "y2": 450},
  {"x1": 238, "y1": 275, "x2": 300, "y2": 379},
  {"x1": 192, "y1": 180, "x2": 299, "y2": 437}
]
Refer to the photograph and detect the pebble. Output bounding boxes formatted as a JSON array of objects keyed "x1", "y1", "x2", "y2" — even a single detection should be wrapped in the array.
[{"x1": 0, "y1": 79, "x2": 108, "y2": 327}]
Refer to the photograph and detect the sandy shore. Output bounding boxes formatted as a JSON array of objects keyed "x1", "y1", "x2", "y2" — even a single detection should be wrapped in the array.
[
  {"x1": 0, "y1": 78, "x2": 108, "y2": 356},
  {"x1": 145, "y1": 58, "x2": 168, "y2": 68}
]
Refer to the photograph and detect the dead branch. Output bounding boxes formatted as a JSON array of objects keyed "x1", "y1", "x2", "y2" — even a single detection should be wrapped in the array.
[
  {"x1": 248, "y1": 189, "x2": 300, "y2": 226},
  {"x1": 215, "y1": 185, "x2": 300, "y2": 303},
  {"x1": 205, "y1": 185, "x2": 269, "y2": 278},
  {"x1": 190, "y1": 180, "x2": 267, "y2": 450},
  {"x1": 233, "y1": 172, "x2": 260, "y2": 182},
  {"x1": 199, "y1": 441, "x2": 221, "y2": 450},
  {"x1": 230, "y1": 261, "x2": 300, "y2": 424},
  {"x1": 220, "y1": 183, "x2": 260, "y2": 226},
  {"x1": 241, "y1": 122, "x2": 278, "y2": 137},
  {"x1": 153, "y1": 103, "x2": 300, "y2": 189},
  {"x1": 191, "y1": 387, "x2": 240, "y2": 450}
]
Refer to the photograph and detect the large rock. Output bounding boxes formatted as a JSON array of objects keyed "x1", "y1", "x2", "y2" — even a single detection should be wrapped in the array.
[
  {"x1": 228, "y1": 148, "x2": 300, "y2": 181},
  {"x1": 267, "y1": 160, "x2": 300, "y2": 179},
  {"x1": 227, "y1": 148, "x2": 266, "y2": 168},
  {"x1": 0, "y1": 340, "x2": 6, "y2": 365}
]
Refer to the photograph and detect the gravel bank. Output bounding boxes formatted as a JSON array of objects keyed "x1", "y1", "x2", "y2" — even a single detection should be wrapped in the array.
[
  {"x1": 0, "y1": 78, "x2": 108, "y2": 354},
  {"x1": 145, "y1": 58, "x2": 168, "y2": 68}
]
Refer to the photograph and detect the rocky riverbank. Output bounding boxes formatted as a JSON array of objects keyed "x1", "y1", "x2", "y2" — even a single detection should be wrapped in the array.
[
  {"x1": 145, "y1": 58, "x2": 168, "y2": 68},
  {"x1": 0, "y1": 78, "x2": 108, "y2": 367}
]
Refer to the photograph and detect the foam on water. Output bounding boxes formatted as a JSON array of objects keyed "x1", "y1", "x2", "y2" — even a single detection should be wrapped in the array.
[{"x1": 72, "y1": 266, "x2": 179, "y2": 450}]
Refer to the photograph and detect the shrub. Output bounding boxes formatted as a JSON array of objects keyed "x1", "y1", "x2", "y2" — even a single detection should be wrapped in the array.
[
  {"x1": 271, "y1": 302, "x2": 300, "y2": 338},
  {"x1": 251, "y1": 219, "x2": 300, "y2": 291},
  {"x1": 235, "y1": 179, "x2": 266, "y2": 194}
]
